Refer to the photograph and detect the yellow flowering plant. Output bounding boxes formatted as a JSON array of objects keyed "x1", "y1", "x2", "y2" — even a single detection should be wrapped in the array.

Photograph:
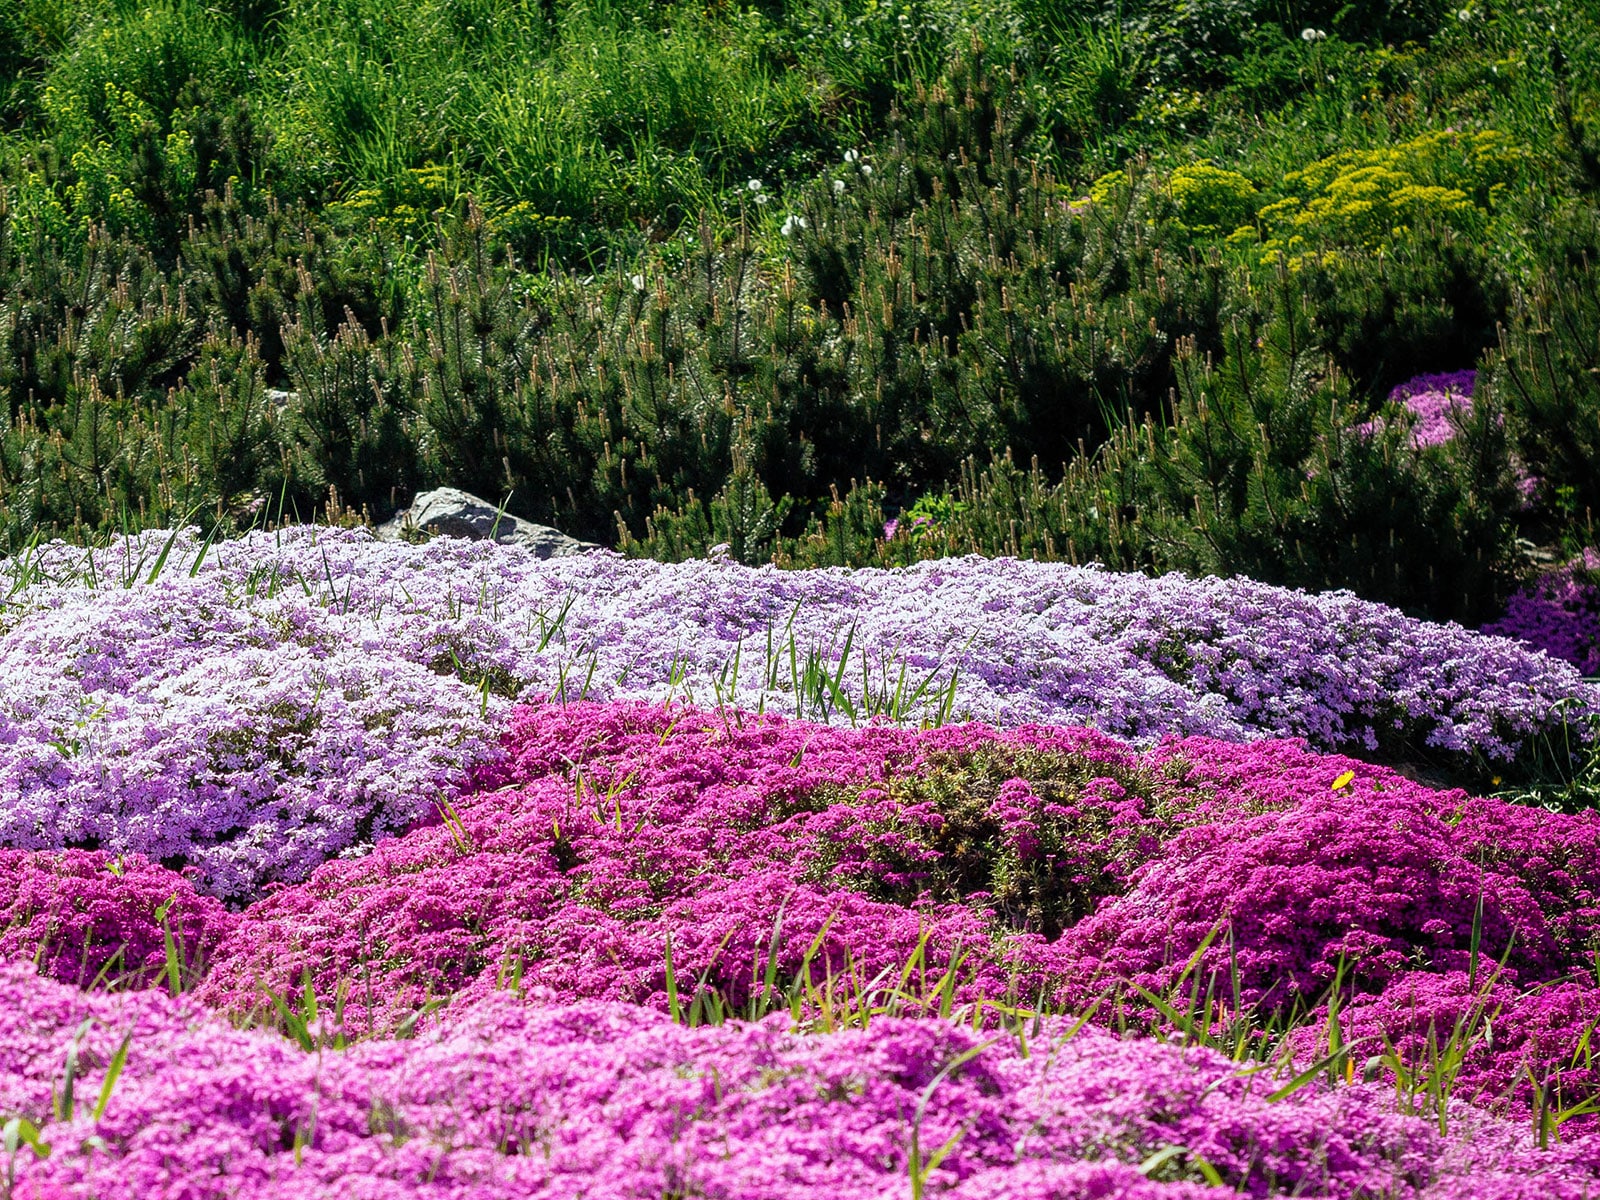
[
  {"x1": 1166, "y1": 161, "x2": 1258, "y2": 237},
  {"x1": 1256, "y1": 130, "x2": 1526, "y2": 265}
]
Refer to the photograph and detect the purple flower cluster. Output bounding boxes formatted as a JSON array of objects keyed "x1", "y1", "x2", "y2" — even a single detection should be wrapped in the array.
[
  {"x1": 1485, "y1": 549, "x2": 1600, "y2": 676},
  {"x1": 4, "y1": 963, "x2": 1597, "y2": 1199},
  {"x1": 0, "y1": 525, "x2": 1585, "y2": 905},
  {"x1": 156, "y1": 702, "x2": 1600, "y2": 1114},
  {"x1": 0, "y1": 561, "x2": 500, "y2": 899},
  {"x1": 0, "y1": 849, "x2": 232, "y2": 988},
  {"x1": 1387, "y1": 370, "x2": 1479, "y2": 449}
]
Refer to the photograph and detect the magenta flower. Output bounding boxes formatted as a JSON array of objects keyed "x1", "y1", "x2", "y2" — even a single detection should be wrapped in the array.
[{"x1": 3, "y1": 962, "x2": 1598, "y2": 1198}]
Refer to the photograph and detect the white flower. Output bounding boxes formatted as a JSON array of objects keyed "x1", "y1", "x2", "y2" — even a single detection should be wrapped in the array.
[
  {"x1": 859, "y1": 164, "x2": 873, "y2": 177},
  {"x1": 754, "y1": 193, "x2": 770, "y2": 206},
  {"x1": 833, "y1": 179, "x2": 847, "y2": 195},
  {"x1": 747, "y1": 178, "x2": 764, "y2": 192},
  {"x1": 1300, "y1": 26, "x2": 1326, "y2": 40},
  {"x1": 781, "y1": 215, "x2": 808, "y2": 235},
  {"x1": 844, "y1": 149, "x2": 860, "y2": 163},
  {"x1": 630, "y1": 274, "x2": 645, "y2": 291}
]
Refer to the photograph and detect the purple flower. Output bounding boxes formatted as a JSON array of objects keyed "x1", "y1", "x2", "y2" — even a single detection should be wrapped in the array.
[
  {"x1": 1485, "y1": 549, "x2": 1600, "y2": 675},
  {"x1": 1357, "y1": 371, "x2": 1478, "y2": 449},
  {"x1": 0, "y1": 527, "x2": 1589, "y2": 904}
]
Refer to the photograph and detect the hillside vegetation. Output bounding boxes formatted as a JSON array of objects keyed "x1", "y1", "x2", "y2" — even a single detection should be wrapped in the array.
[{"x1": 1, "y1": 0, "x2": 1598, "y2": 625}]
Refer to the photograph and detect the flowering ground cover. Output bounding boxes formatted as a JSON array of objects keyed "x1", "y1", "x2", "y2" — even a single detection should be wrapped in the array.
[
  {"x1": 2, "y1": 964, "x2": 1597, "y2": 1200},
  {"x1": 0, "y1": 527, "x2": 1591, "y2": 903},
  {"x1": 3, "y1": 530, "x2": 1600, "y2": 1196},
  {"x1": 1488, "y1": 550, "x2": 1600, "y2": 678},
  {"x1": 184, "y1": 705, "x2": 1600, "y2": 1103},
  {"x1": 1371, "y1": 371, "x2": 1481, "y2": 450},
  {"x1": 2, "y1": 701, "x2": 1600, "y2": 1193}
]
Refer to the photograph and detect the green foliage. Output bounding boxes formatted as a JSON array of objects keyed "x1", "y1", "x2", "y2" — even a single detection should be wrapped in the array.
[
  {"x1": 797, "y1": 744, "x2": 1173, "y2": 939},
  {"x1": 1167, "y1": 161, "x2": 1256, "y2": 236},
  {"x1": 182, "y1": 189, "x2": 404, "y2": 377},
  {"x1": 0, "y1": 332, "x2": 289, "y2": 550},
  {"x1": 1490, "y1": 213, "x2": 1600, "y2": 530},
  {"x1": 0, "y1": 0, "x2": 1594, "y2": 631},
  {"x1": 1497, "y1": 709, "x2": 1600, "y2": 814},
  {"x1": 1110, "y1": 0, "x2": 1447, "y2": 98},
  {"x1": 1295, "y1": 227, "x2": 1510, "y2": 397},
  {"x1": 1100, "y1": 300, "x2": 1522, "y2": 624},
  {"x1": 770, "y1": 264, "x2": 1525, "y2": 626},
  {"x1": 0, "y1": 2, "x2": 69, "y2": 123}
]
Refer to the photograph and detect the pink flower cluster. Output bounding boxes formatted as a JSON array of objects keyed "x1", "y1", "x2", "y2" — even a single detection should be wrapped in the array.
[
  {"x1": 1386, "y1": 371, "x2": 1480, "y2": 449},
  {"x1": 0, "y1": 703, "x2": 1559, "y2": 1117},
  {"x1": 4, "y1": 963, "x2": 1599, "y2": 1199},
  {"x1": 196, "y1": 703, "x2": 1079, "y2": 1029},
  {"x1": 0, "y1": 702, "x2": 1597, "y2": 1191},
  {"x1": 0, "y1": 849, "x2": 232, "y2": 988}
]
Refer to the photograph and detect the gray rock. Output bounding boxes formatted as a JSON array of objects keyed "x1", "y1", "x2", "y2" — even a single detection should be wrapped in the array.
[{"x1": 377, "y1": 488, "x2": 599, "y2": 559}]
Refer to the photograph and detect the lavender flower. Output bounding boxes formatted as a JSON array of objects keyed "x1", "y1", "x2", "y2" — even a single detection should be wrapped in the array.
[
  {"x1": 1485, "y1": 549, "x2": 1600, "y2": 676},
  {"x1": 1357, "y1": 371, "x2": 1478, "y2": 449},
  {"x1": 0, "y1": 527, "x2": 1591, "y2": 899}
]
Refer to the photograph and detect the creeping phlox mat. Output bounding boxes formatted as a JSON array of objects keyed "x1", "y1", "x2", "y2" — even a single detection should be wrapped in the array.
[
  {"x1": 1, "y1": 964, "x2": 1595, "y2": 1200},
  {"x1": 2, "y1": 530, "x2": 1599, "y2": 1197},
  {"x1": 0, "y1": 527, "x2": 1591, "y2": 898},
  {"x1": 1, "y1": 701, "x2": 1600, "y2": 1195}
]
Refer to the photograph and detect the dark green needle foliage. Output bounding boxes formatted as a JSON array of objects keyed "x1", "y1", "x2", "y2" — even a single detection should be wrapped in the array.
[{"x1": 0, "y1": 0, "x2": 1592, "y2": 629}]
